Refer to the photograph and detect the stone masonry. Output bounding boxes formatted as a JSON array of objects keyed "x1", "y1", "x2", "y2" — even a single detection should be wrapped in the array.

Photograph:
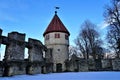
[
  {"x1": 26, "y1": 38, "x2": 45, "y2": 74},
  {"x1": 0, "y1": 29, "x2": 47, "y2": 76}
]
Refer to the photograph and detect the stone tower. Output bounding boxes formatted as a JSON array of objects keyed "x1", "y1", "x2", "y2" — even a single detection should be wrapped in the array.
[{"x1": 43, "y1": 12, "x2": 70, "y2": 72}]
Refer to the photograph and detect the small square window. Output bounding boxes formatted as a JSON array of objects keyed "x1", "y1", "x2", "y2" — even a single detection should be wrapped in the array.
[
  {"x1": 45, "y1": 35, "x2": 49, "y2": 40},
  {"x1": 55, "y1": 34, "x2": 57, "y2": 38},
  {"x1": 55, "y1": 34, "x2": 60, "y2": 38},
  {"x1": 65, "y1": 34, "x2": 68, "y2": 40},
  {"x1": 58, "y1": 34, "x2": 60, "y2": 38}
]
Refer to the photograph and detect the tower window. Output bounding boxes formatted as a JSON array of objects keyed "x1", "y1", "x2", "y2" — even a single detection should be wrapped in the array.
[
  {"x1": 55, "y1": 33, "x2": 60, "y2": 38},
  {"x1": 65, "y1": 34, "x2": 68, "y2": 40},
  {"x1": 58, "y1": 49, "x2": 60, "y2": 51},
  {"x1": 45, "y1": 34, "x2": 49, "y2": 40}
]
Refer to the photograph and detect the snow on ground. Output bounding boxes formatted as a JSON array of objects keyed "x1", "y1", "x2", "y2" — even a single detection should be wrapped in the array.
[{"x1": 0, "y1": 72, "x2": 120, "y2": 80}]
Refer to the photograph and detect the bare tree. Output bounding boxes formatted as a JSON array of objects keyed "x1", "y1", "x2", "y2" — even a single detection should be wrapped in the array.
[
  {"x1": 75, "y1": 20, "x2": 103, "y2": 59},
  {"x1": 104, "y1": 0, "x2": 120, "y2": 58},
  {"x1": 69, "y1": 46, "x2": 83, "y2": 58},
  {"x1": 69, "y1": 46, "x2": 77, "y2": 56}
]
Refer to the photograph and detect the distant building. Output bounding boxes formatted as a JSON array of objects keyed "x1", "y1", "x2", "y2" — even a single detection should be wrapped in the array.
[{"x1": 43, "y1": 12, "x2": 70, "y2": 72}]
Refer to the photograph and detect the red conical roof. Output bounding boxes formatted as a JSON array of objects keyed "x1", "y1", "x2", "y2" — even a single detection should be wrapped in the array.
[{"x1": 43, "y1": 13, "x2": 70, "y2": 36}]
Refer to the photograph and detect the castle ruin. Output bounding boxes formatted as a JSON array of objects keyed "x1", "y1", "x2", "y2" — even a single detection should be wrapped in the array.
[{"x1": 0, "y1": 12, "x2": 120, "y2": 77}]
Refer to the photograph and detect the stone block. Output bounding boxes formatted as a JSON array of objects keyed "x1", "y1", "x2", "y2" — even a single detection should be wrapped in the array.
[
  {"x1": 26, "y1": 62, "x2": 43, "y2": 74},
  {"x1": 4, "y1": 32, "x2": 26, "y2": 61},
  {"x1": 3, "y1": 61, "x2": 26, "y2": 76},
  {"x1": 95, "y1": 59, "x2": 102, "y2": 70},
  {"x1": 43, "y1": 63, "x2": 53, "y2": 73},
  {"x1": 88, "y1": 59, "x2": 96, "y2": 71},
  {"x1": 101, "y1": 59, "x2": 112, "y2": 70},
  {"x1": 78, "y1": 59, "x2": 88, "y2": 71},
  {"x1": 28, "y1": 38, "x2": 44, "y2": 62},
  {"x1": 112, "y1": 59, "x2": 120, "y2": 71},
  {"x1": 8, "y1": 32, "x2": 25, "y2": 41},
  {"x1": 45, "y1": 48, "x2": 53, "y2": 63},
  {"x1": 0, "y1": 61, "x2": 4, "y2": 76}
]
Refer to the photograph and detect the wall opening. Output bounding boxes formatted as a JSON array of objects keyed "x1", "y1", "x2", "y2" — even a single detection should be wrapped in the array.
[
  {"x1": 0, "y1": 44, "x2": 6, "y2": 61},
  {"x1": 24, "y1": 48, "x2": 28, "y2": 60},
  {"x1": 56, "y1": 63, "x2": 62, "y2": 72}
]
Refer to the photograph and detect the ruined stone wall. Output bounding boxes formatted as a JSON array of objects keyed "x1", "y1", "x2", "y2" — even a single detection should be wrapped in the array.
[
  {"x1": 26, "y1": 38, "x2": 45, "y2": 74},
  {"x1": 0, "y1": 29, "x2": 47, "y2": 76},
  {"x1": 112, "y1": 59, "x2": 120, "y2": 71},
  {"x1": 65, "y1": 58, "x2": 120, "y2": 72},
  {"x1": 28, "y1": 38, "x2": 44, "y2": 62},
  {"x1": 43, "y1": 48, "x2": 53, "y2": 73},
  {"x1": 4, "y1": 32, "x2": 25, "y2": 61},
  {"x1": 0, "y1": 61, "x2": 4, "y2": 76},
  {"x1": 1, "y1": 28, "x2": 120, "y2": 77}
]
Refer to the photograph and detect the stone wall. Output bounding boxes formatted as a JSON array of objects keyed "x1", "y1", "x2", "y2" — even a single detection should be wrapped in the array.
[
  {"x1": 78, "y1": 59, "x2": 88, "y2": 72},
  {"x1": 88, "y1": 59, "x2": 96, "y2": 71},
  {"x1": 0, "y1": 61, "x2": 4, "y2": 76},
  {"x1": 101, "y1": 59, "x2": 112, "y2": 70},
  {"x1": 0, "y1": 29, "x2": 47, "y2": 76},
  {"x1": 112, "y1": 59, "x2": 120, "y2": 71},
  {"x1": 65, "y1": 57, "x2": 120, "y2": 72},
  {"x1": 4, "y1": 32, "x2": 25, "y2": 61},
  {"x1": 43, "y1": 48, "x2": 53, "y2": 73},
  {"x1": 27, "y1": 38, "x2": 45, "y2": 74}
]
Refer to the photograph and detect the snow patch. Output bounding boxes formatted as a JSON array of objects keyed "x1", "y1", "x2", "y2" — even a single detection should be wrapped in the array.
[{"x1": 0, "y1": 72, "x2": 120, "y2": 80}]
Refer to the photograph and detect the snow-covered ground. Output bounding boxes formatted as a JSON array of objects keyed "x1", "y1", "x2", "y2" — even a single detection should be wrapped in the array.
[{"x1": 0, "y1": 72, "x2": 120, "y2": 80}]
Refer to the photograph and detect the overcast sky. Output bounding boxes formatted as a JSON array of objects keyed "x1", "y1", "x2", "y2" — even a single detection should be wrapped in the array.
[{"x1": 0, "y1": 0, "x2": 110, "y2": 59}]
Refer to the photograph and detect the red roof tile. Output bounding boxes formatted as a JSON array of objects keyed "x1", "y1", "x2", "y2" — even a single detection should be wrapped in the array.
[{"x1": 43, "y1": 13, "x2": 70, "y2": 36}]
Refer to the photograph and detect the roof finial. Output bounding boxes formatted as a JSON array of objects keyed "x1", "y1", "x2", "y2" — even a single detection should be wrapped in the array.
[{"x1": 55, "y1": 6, "x2": 60, "y2": 14}]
